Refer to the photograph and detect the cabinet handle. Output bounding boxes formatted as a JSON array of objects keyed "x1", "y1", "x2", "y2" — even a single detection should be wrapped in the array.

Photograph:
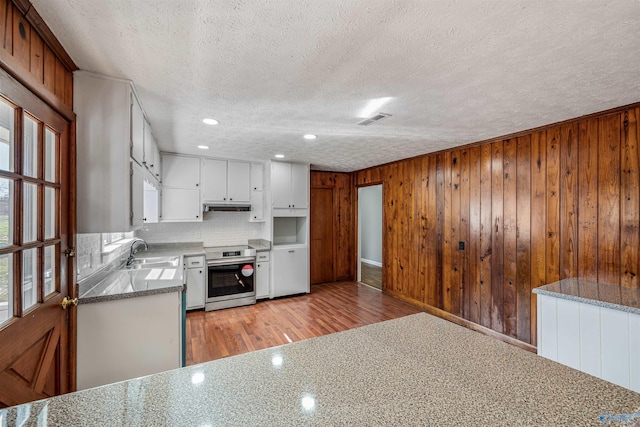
[
  {"x1": 196, "y1": 215, "x2": 199, "y2": 218},
  {"x1": 288, "y1": 250, "x2": 295, "y2": 253},
  {"x1": 292, "y1": 205, "x2": 295, "y2": 208},
  {"x1": 196, "y1": 183, "x2": 199, "y2": 187},
  {"x1": 254, "y1": 187, "x2": 257, "y2": 190},
  {"x1": 230, "y1": 198, "x2": 233, "y2": 201},
  {"x1": 224, "y1": 198, "x2": 226, "y2": 201},
  {"x1": 199, "y1": 270, "x2": 202, "y2": 274}
]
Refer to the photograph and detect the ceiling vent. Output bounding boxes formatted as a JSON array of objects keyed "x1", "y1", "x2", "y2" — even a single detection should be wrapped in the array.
[{"x1": 357, "y1": 112, "x2": 391, "y2": 126}]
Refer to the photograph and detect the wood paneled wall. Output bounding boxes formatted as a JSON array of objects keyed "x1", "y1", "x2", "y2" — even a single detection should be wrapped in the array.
[
  {"x1": 354, "y1": 106, "x2": 640, "y2": 346},
  {"x1": 310, "y1": 172, "x2": 355, "y2": 282},
  {"x1": 0, "y1": 0, "x2": 76, "y2": 118}
]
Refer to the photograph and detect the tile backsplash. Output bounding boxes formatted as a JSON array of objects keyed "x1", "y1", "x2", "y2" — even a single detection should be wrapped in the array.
[
  {"x1": 76, "y1": 233, "x2": 133, "y2": 281},
  {"x1": 136, "y1": 211, "x2": 265, "y2": 246}
]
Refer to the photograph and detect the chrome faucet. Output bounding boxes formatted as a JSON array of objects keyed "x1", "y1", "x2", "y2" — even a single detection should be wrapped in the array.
[{"x1": 126, "y1": 238, "x2": 148, "y2": 266}]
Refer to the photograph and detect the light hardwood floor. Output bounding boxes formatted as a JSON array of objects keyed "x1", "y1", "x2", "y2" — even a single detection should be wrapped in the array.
[
  {"x1": 186, "y1": 281, "x2": 421, "y2": 365},
  {"x1": 361, "y1": 262, "x2": 382, "y2": 289}
]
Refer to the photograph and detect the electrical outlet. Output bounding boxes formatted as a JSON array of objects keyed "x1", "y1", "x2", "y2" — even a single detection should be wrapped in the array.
[{"x1": 458, "y1": 241, "x2": 465, "y2": 250}]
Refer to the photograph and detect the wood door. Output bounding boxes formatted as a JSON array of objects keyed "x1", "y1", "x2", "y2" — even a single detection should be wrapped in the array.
[
  {"x1": 310, "y1": 188, "x2": 334, "y2": 284},
  {"x1": 0, "y1": 68, "x2": 73, "y2": 407}
]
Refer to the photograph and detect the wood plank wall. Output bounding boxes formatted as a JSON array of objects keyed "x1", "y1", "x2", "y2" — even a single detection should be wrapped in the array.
[
  {"x1": 0, "y1": 0, "x2": 76, "y2": 115},
  {"x1": 310, "y1": 172, "x2": 355, "y2": 282},
  {"x1": 354, "y1": 106, "x2": 640, "y2": 346}
]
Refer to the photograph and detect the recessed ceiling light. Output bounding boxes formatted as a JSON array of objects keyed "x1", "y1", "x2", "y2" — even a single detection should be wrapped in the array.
[
  {"x1": 197, "y1": 145, "x2": 210, "y2": 150},
  {"x1": 274, "y1": 154, "x2": 285, "y2": 159},
  {"x1": 203, "y1": 118, "x2": 219, "y2": 125},
  {"x1": 303, "y1": 134, "x2": 317, "y2": 140}
]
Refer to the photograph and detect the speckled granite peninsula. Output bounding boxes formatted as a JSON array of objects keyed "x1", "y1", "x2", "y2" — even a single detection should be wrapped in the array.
[
  {"x1": 534, "y1": 277, "x2": 640, "y2": 314},
  {"x1": 1, "y1": 313, "x2": 638, "y2": 426}
]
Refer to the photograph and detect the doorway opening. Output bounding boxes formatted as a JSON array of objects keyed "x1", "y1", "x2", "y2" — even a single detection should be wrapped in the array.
[{"x1": 358, "y1": 185, "x2": 382, "y2": 290}]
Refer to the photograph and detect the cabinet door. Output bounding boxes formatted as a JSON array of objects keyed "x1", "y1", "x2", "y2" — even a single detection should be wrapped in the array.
[
  {"x1": 251, "y1": 162, "x2": 264, "y2": 191},
  {"x1": 272, "y1": 247, "x2": 309, "y2": 297},
  {"x1": 290, "y1": 163, "x2": 309, "y2": 208},
  {"x1": 143, "y1": 119, "x2": 155, "y2": 169},
  {"x1": 250, "y1": 190, "x2": 264, "y2": 222},
  {"x1": 227, "y1": 161, "x2": 251, "y2": 202},
  {"x1": 161, "y1": 188, "x2": 201, "y2": 222},
  {"x1": 202, "y1": 158, "x2": 227, "y2": 202},
  {"x1": 271, "y1": 162, "x2": 292, "y2": 208},
  {"x1": 162, "y1": 154, "x2": 200, "y2": 188},
  {"x1": 143, "y1": 187, "x2": 159, "y2": 223},
  {"x1": 130, "y1": 94, "x2": 144, "y2": 165},
  {"x1": 256, "y1": 262, "x2": 270, "y2": 299},
  {"x1": 154, "y1": 144, "x2": 161, "y2": 180},
  {"x1": 186, "y1": 265, "x2": 205, "y2": 309},
  {"x1": 130, "y1": 162, "x2": 144, "y2": 229}
]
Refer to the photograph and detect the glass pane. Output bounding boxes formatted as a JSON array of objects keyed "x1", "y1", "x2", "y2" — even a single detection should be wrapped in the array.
[
  {"x1": 0, "y1": 178, "x2": 12, "y2": 248},
  {"x1": 45, "y1": 128, "x2": 56, "y2": 182},
  {"x1": 0, "y1": 254, "x2": 12, "y2": 325},
  {"x1": 23, "y1": 183, "x2": 38, "y2": 243},
  {"x1": 44, "y1": 245, "x2": 55, "y2": 296},
  {"x1": 0, "y1": 100, "x2": 14, "y2": 172},
  {"x1": 45, "y1": 186, "x2": 55, "y2": 239},
  {"x1": 23, "y1": 115, "x2": 39, "y2": 178},
  {"x1": 22, "y1": 248, "x2": 37, "y2": 311}
]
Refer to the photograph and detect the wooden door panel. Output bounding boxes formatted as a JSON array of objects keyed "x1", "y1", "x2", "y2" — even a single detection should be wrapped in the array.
[
  {"x1": 0, "y1": 295, "x2": 67, "y2": 407},
  {"x1": 311, "y1": 188, "x2": 334, "y2": 284}
]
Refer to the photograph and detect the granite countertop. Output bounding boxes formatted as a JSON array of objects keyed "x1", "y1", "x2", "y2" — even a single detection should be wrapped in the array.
[
  {"x1": 77, "y1": 242, "x2": 205, "y2": 304},
  {"x1": 533, "y1": 278, "x2": 640, "y2": 315},
  {"x1": 1, "y1": 313, "x2": 638, "y2": 426},
  {"x1": 248, "y1": 238, "x2": 271, "y2": 251}
]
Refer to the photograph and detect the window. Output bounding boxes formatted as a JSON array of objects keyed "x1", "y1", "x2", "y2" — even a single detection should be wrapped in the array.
[{"x1": 0, "y1": 98, "x2": 61, "y2": 326}]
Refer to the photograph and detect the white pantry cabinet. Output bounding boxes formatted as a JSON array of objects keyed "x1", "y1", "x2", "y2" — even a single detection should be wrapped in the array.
[
  {"x1": 161, "y1": 154, "x2": 202, "y2": 222},
  {"x1": 74, "y1": 70, "x2": 147, "y2": 232},
  {"x1": 271, "y1": 162, "x2": 309, "y2": 209},
  {"x1": 271, "y1": 246, "x2": 309, "y2": 297},
  {"x1": 202, "y1": 159, "x2": 251, "y2": 203}
]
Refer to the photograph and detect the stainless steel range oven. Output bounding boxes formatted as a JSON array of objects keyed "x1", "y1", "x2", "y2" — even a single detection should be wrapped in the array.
[{"x1": 205, "y1": 246, "x2": 257, "y2": 311}]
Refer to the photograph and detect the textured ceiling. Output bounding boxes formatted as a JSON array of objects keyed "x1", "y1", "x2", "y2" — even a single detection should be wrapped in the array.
[{"x1": 31, "y1": 0, "x2": 640, "y2": 172}]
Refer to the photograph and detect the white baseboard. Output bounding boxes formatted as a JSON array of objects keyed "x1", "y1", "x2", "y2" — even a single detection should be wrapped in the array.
[{"x1": 361, "y1": 258, "x2": 382, "y2": 268}]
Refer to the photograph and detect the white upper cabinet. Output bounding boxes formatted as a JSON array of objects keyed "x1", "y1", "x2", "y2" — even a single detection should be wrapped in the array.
[
  {"x1": 74, "y1": 71, "x2": 149, "y2": 232},
  {"x1": 271, "y1": 161, "x2": 309, "y2": 209},
  {"x1": 251, "y1": 162, "x2": 264, "y2": 191},
  {"x1": 162, "y1": 154, "x2": 200, "y2": 188},
  {"x1": 202, "y1": 159, "x2": 250, "y2": 203},
  {"x1": 130, "y1": 94, "x2": 144, "y2": 165},
  {"x1": 227, "y1": 161, "x2": 251, "y2": 202},
  {"x1": 160, "y1": 153, "x2": 201, "y2": 222},
  {"x1": 130, "y1": 162, "x2": 144, "y2": 228},
  {"x1": 201, "y1": 159, "x2": 227, "y2": 202},
  {"x1": 143, "y1": 119, "x2": 160, "y2": 179}
]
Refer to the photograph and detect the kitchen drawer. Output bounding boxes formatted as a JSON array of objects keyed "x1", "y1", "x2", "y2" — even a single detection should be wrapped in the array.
[
  {"x1": 185, "y1": 256, "x2": 204, "y2": 268},
  {"x1": 256, "y1": 252, "x2": 270, "y2": 262}
]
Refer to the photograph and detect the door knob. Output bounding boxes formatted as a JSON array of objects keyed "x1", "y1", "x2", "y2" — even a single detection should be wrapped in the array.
[{"x1": 61, "y1": 296, "x2": 78, "y2": 310}]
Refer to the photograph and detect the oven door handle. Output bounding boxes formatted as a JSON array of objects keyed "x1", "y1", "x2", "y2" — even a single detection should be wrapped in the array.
[{"x1": 207, "y1": 257, "x2": 256, "y2": 266}]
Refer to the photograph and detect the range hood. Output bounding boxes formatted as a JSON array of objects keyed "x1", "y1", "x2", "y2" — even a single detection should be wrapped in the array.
[{"x1": 203, "y1": 203, "x2": 251, "y2": 212}]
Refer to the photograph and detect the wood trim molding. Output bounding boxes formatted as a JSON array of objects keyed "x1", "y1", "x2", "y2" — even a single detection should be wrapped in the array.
[
  {"x1": 384, "y1": 288, "x2": 538, "y2": 353},
  {"x1": 356, "y1": 100, "x2": 640, "y2": 175},
  {"x1": 0, "y1": 48, "x2": 74, "y2": 121},
  {"x1": 12, "y1": 0, "x2": 78, "y2": 72}
]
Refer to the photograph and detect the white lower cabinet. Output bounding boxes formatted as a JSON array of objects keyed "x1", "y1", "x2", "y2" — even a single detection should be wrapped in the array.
[
  {"x1": 77, "y1": 291, "x2": 182, "y2": 390},
  {"x1": 185, "y1": 256, "x2": 205, "y2": 309},
  {"x1": 255, "y1": 251, "x2": 270, "y2": 299},
  {"x1": 161, "y1": 188, "x2": 201, "y2": 222},
  {"x1": 271, "y1": 246, "x2": 309, "y2": 298},
  {"x1": 537, "y1": 294, "x2": 640, "y2": 393}
]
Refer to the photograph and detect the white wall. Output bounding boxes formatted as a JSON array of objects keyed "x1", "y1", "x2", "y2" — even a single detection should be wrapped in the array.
[
  {"x1": 359, "y1": 185, "x2": 382, "y2": 264},
  {"x1": 136, "y1": 211, "x2": 266, "y2": 246}
]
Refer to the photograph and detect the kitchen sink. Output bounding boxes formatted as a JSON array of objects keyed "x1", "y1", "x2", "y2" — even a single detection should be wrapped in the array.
[{"x1": 121, "y1": 256, "x2": 180, "y2": 270}]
